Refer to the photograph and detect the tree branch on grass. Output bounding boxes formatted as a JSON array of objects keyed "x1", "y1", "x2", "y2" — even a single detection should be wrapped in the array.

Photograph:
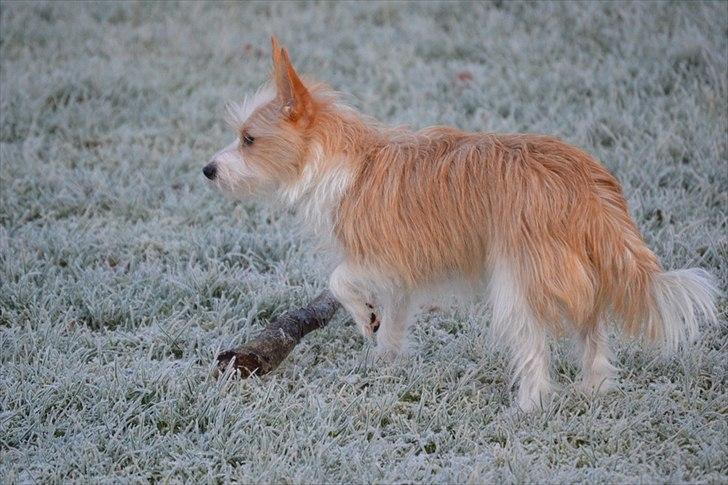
[{"x1": 216, "y1": 290, "x2": 341, "y2": 377}]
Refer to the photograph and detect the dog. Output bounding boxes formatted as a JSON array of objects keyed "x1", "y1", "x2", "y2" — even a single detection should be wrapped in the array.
[{"x1": 203, "y1": 37, "x2": 718, "y2": 411}]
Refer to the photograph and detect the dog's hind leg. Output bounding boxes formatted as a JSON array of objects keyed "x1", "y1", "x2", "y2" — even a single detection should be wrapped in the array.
[
  {"x1": 488, "y1": 261, "x2": 554, "y2": 412},
  {"x1": 576, "y1": 324, "x2": 617, "y2": 393}
]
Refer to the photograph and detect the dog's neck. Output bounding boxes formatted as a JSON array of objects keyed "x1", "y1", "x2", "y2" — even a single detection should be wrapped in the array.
[
  {"x1": 278, "y1": 145, "x2": 351, "y2": 237},
  {"x1": 277, "y1": 104, "x2": 390, "y2": 242}
]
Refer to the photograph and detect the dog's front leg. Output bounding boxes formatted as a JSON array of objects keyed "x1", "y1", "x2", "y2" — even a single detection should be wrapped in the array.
[
  {"x1": 329, "y1": 263, "x2": 380, "y2": 336},
  {"x1": 375, "y1": 290, "x2": 413, "y2": 358}
]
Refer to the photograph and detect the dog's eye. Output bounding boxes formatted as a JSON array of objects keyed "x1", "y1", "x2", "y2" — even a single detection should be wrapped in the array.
[{"x1": 241, "y1": 133, "x2": 255, "y2": 147}]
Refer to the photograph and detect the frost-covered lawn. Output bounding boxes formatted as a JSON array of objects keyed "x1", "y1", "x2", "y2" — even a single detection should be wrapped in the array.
[{"x1": 1, "y1": 1, "x2": 726, "y2": 483}]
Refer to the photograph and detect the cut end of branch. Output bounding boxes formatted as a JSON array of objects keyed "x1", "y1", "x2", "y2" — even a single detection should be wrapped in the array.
[{"x1": 215, "y1": 349, "x2": 269, "y2": 378}]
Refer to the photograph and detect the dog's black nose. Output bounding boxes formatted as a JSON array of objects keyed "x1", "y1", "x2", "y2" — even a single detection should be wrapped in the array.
[{"x1": 203, "y1": 162, "x2": 217, "y2": 180}]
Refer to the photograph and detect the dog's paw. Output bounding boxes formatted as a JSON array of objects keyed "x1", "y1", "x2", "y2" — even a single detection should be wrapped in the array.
[
  {"x1": 577, "y1": 375, "x2": 618, "y2": 394},
  {"x1": 375, "y1": 331, "x2": 414, "y2": 362},
  {"x1": 354, "y1": 302, "x2": 380, "y2": 337},
  {"x1": 516, "y1": 383, "x2": 554, "y2": 412},
  {"x1": 374, "y1": 344, "x2": 405, "y2": 363},
  {"x1": 366, "y1": 303, "x2": 380, "y2": 334}
]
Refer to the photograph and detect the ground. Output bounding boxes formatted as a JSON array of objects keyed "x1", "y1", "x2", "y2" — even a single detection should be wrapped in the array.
[{"x1": 1, "y1": 1, "x2": 727, "y2": 483}]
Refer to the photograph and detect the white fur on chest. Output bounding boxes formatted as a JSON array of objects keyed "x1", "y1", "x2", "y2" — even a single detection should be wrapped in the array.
[{"x1": 279, "y1": 146, "x2": 353, "y2": 242}]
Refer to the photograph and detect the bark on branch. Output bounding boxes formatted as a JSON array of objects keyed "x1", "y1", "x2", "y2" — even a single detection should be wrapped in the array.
[{"x1": 216, "y1": 290, "x2": 341, "y2": 377}]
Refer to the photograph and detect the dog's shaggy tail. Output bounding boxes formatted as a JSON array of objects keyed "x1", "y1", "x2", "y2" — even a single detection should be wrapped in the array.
[
  {"x1": 598, "y1": 234, "x2": 719, "y2": 349},
  {"x1": 642, "y1": 268, "x2": 719, "y2": 351},
  {"x1": 601, "y1": 225, "x2": 719, "y2": 350},
  {"x1": 587, "y1": 163, "x2": 718, "y2": 350}
]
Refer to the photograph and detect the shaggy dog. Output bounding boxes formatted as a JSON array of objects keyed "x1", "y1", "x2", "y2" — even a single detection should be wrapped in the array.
[{"x1": 204, "y1": 38, "x2": 717, "y2": 411}]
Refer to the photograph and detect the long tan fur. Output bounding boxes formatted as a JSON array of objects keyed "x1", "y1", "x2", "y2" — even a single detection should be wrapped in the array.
[{"x1": 205, "y1": 38, "x2": 718, "y2": 410}]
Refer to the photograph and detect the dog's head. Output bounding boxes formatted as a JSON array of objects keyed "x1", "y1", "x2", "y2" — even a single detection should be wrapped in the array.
[{"x1": 203, "y1": 37, "x2": 317, "y2": 198}]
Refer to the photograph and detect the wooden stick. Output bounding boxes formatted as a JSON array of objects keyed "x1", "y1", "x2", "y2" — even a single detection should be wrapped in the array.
[{"x1": 216, "y1": 290, "x2": 341, "y2": 377}]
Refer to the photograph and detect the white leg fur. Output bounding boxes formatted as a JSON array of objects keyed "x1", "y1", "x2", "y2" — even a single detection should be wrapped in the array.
[
  {"x1": 376, "y1": 290, "x2": 412, "y2": 358},
  {"x1": 488, "y1": 261, "x2": 553, "y2": 411},
  {"x1": 329, "y1": 263, "x2": 378, "y2": 336},
  {"x1": 577, "y1": 325, "x2": 617, "y2": 393}
]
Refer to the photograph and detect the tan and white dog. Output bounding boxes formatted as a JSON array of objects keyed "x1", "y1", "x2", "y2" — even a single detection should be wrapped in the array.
[{"x1": 204, "y1": 38, "x2": 718, "y2": 411}]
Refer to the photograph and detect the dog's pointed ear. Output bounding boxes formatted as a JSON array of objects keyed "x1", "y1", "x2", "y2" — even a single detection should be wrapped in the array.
[
  {"x1": 271, "y1": 35, "x2": 283, "y2": 65},
  {"x1": 270, "y1": 37, "x2": 312, "y2": 122}
]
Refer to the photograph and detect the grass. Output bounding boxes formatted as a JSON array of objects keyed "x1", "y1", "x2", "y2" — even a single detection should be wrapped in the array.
[{"x1": 1, "y1": 1, "x2": 727, "y2": 483}]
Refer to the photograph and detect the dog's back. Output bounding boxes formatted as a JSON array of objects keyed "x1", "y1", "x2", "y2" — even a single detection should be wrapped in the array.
[{"x1": 334, "y1": 131, "x2": 716, "y2": 342}]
